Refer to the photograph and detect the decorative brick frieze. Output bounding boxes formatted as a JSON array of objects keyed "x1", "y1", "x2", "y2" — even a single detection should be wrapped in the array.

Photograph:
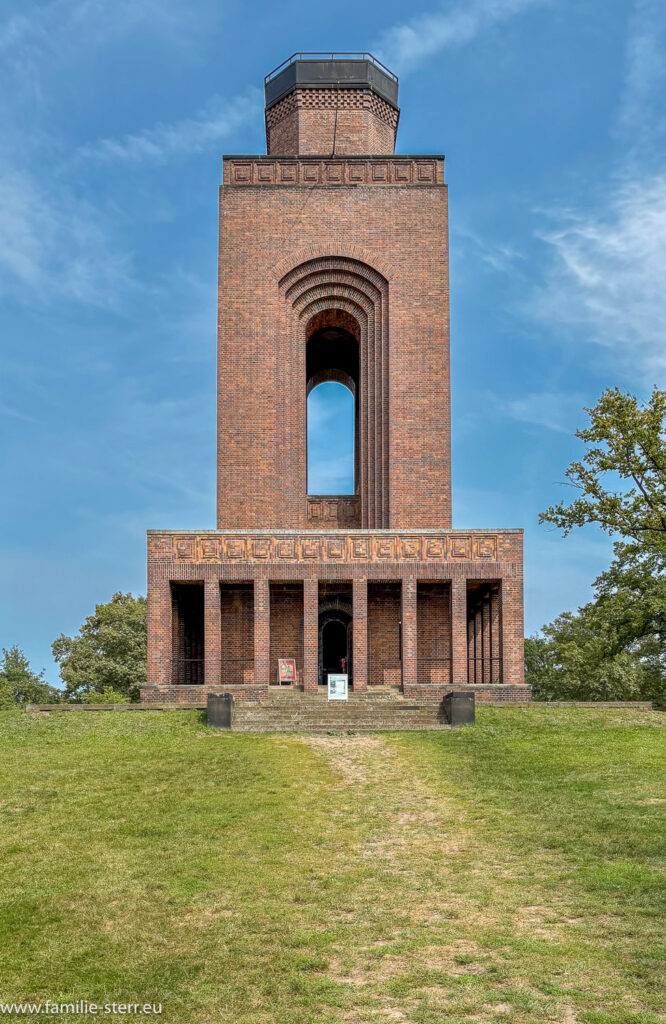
[
  {"x1": 147, "y1": 530, "x2": 521, "y2": 565},
  {"x1": 223, "y1": 156, "x2": 444, "y2": 187}
]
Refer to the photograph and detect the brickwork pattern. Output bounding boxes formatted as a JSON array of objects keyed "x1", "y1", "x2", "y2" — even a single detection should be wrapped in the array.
[
  {"x1": 367, "y1": 582, "x2": 401, "y2": 686},
  {"x1": 145, "y1": 63, "x2": 526, "y2": 710},
  {"x1": 265, "y1": 86, "x2": 399, "y2": 156},
  {"x1": 217, "y1": 181, "x2": 451, "y2": 532},
  {"x1": 219, "y1": 582, "x2": 254, "y2": 684},
  {"x1": 269, "y1": 583, "x2": 304, "y2": 685},
  {"x1": 417, "y1": 582, "x2": 452, "y2": 686}
]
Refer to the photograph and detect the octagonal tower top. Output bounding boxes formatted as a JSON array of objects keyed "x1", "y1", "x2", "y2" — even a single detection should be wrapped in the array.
[{"x1": 264, "y1": 52, "x2": 400, "y2": 156}]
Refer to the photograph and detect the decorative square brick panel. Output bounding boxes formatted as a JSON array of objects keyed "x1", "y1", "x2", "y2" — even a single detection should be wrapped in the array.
[
  {"x1": 276, "y1": 538, "x2": 297, "y2": 559},
  {"x1": 348, "y1": 162, "x2": 366, "y2": 182},
  {"x1": 399, "y1": 536, "x2": 421, "y2": 559},
  {"x1": 300, "y1": 536, "x2": 322, "y2": 560},
  {"x1": 233, "y1": 163, "x2": 252, "y2": 183},
  {"x1": 302, "y1": 163, "x2": 320, "y2": 183},
  {"x1": 199, "y1": 537, "x2": 221, "y2": 561},
  {"x1": 278, "y1": 162, "x2": 297, "y2": 183},
  {"x1": 257, "y1": 163, "x2": 274, "y2": 183},
  {"x1": 174, "y1": 536, "x2": 196, "y2": 560},
  {"x1": 350, "y1": 536, "x2": 371, "y2": 559},
  {"x1": 251, "y1": 538, "x2": 272, "y2": 559},
  {"x1": 450, "y1": 536, "x2": 472, "y2": 559},
  {"x1": 393, "y1": 162, "x2": 412, "y2": 182},
  {"x1": 325, "y1": 162, "x2": 344, "y2": 183},
  {"x1": 324, "y1": 537, "x2": 347, "y2": 560},
  {"x1": 374, "y1": 536, "x2": 397, "y2": 560},
  {"x1": 424, "y1": 537, "x2": 447, "y2": 560},
  {"x1": 473, "y1": 536, "x2": 497, "y2": 560},
  {"x1": 416, "y1": 162, "x2": 435, "y2": 182},
  {"x1": 224, "y1": 537, "x2": 246, "y2": 560}
]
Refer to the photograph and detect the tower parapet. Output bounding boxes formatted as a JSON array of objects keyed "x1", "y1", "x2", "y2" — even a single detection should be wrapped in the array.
[{"x1": 264, "y1": 53, "x2": 400, "y2": 156}]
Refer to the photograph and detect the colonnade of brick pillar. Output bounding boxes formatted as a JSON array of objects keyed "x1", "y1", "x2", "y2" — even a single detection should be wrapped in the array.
[
  {"x1": 500, "y1": 577, "x2": 524, "y2": 686},
  {"x1": 253, "y1": 579, "x2": 270, "y2": 688},
  {"x1": 450, "y1": 577, "x2": 468, "y2": 687},
  {"x1": 352, "y1": 579, "x2": 368, "y2": 691},
  {"x1": 303, "y1": 578, "x2": 319, "y2": 692},
  {"x1": 204, "y1": 579, "x2": 221, "y2": 688},
  {"x1": 401, "y1": 577, "x2": 417, "y2": 688},
  {"x1": 147, "y1": 579, "x2": 171, "y2": 688}
]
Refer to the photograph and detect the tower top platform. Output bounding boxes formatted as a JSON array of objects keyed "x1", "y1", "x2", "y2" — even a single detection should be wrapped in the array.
[{"x1": 264, "y1": 53, "x2": 399, "y2": 111}]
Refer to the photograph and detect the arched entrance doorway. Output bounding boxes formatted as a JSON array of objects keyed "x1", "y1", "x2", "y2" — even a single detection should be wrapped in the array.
[{"x1": 318, "y1": 609, "x2": 352, "y2": 686}]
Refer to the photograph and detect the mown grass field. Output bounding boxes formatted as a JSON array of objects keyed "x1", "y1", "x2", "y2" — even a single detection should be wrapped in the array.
[{"x1": 0, "y1": 706, "x2": 664, "y2": 1023}]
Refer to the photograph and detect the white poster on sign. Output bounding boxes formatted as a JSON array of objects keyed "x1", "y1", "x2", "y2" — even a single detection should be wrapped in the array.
[{"x1": 327, "y1": 674, "x2": 348, "y2": 701}]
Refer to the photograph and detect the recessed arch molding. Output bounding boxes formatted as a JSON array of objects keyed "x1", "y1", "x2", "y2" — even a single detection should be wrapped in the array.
[{"x1": 280, "y1": 255, "x2": 390, "y2": 529}]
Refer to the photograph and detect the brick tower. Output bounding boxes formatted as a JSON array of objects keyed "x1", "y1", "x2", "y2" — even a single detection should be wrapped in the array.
[{"x1": 143, "y1": 53, "x2": 527, "y2": 704}]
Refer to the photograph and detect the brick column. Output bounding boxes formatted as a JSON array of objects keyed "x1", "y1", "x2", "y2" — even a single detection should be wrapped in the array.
[
  {"x1": 254, "y1": 578, "x2": 270, "y2": 688},
  {"x1": 146, "y1": 577, "x2": 171, "y2": 689},
  {"x1": 303, "y1": 578, "x2": 319, "y2": 692},
  {"x1": 352, "y1": 578, "x2": 368, "y2": 691},
  {"x1": 204, "y1": 579, "x2": 221, "y2": 689},
  {"x1": 401, "y1": 577, "x2": 417, "y2": 690},
  {"x1": 500, "y1": 576, "x2": 525, "y2": 686},
  {"x1": 451, "y1": 576, "x2": 468, "y2": 687}
]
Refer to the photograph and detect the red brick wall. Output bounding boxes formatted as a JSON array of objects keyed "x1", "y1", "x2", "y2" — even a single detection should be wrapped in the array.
[
  {"x1": 217, "y1": 167, "x2": 450, "y2": 531},
  {"x1": 269, "y1": 583, "x2": 304, "y2": 683},
  {"x1": 219, "y1": 583, "x2": 254, "y2": 684},
  {"x1": 368, "y1": 582, "x2": 401, "y2": 686},
  {"x1": 265, "y1": 87, "x2": 398, "y2": 156},
  {"x1": 417, "y1": 582, "x2": 452, "y2": 686}
]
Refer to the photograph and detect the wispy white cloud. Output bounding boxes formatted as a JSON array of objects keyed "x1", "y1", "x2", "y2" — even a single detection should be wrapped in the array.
[
  {"x1": 0, "y1": 170, "x2": 131, "y2": 306},
  {"x1": 0, "y1": 0, "x2": 193, "y2": 55},
  {"x1": 501, "y1": 390, "x2": 588, "y2": 433},
  {"x1": 453, "y1": 225, "x2": 526, "y2": 274},
  {"x1": 374, "y1": 0, "x2": 550, "y2": 73},
  {"x1": 0, "y1": 398, "x2": 40, "y2": 424},
  {"x1": 76, "y1": 90, "x2": 261, "y2": 165},
  {"x1": 527, "y1": 0, "x2": 666, "y2": 383},
  {"x1": 615, "y1": 0, "x2": 666, "y2": 168},
  {"x1": 530, "y1": 173, "x2": 666, "y2": 381}
]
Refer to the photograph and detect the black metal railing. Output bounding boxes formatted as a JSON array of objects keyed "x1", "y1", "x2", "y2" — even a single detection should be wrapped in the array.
[
  {"x1": 171, "y1": 658, "x2": 204, "y2": 686},
  {"x1": 265, "y1": 52, "x2": 398, "y2": 84}
]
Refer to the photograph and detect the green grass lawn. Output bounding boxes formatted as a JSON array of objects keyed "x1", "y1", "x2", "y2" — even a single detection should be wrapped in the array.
[{"x1": 0, "y1": 707, "x2": 664, "y2": 1023}]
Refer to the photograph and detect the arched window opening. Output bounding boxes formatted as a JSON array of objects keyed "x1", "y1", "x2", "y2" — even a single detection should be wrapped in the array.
[
  {"x1": 306, "y1": 315, "x2": 359, "y2": 496},
  {"x1": 307, "y1": 382, "x2": 355, "y2": 494}
]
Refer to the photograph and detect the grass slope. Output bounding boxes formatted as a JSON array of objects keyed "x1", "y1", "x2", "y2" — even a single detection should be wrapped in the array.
[{"x1": 0, "y1": 706, "x2": 664, "y2": 1023}]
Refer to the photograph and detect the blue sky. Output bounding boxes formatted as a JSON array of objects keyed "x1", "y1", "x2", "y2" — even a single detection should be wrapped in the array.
[{"x1": 1, "y1": 0, "x2": 664, "y2": 683}]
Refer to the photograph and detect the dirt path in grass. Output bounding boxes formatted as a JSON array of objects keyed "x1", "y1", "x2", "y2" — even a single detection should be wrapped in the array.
[{"x1": 298, "y1": 734, "x2": 599, "y2": 1024}]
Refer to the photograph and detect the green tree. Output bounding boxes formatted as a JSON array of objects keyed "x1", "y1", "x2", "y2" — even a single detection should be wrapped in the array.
[
  {"x1": 52, "y1": 593, "x2": 146, "y2": 702},
  {"x1": 539, "y1": 386, "x2": 666, "y2": 556},
  {"x1": 0, "y1": 646, "x2": 61, "y2": 707},
  {"x1": 532, "y1": 387, "x2": 666, "y2": 705}
]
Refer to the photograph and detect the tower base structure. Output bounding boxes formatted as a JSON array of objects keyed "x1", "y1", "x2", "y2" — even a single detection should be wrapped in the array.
[{"x1": 143, "y1": 528, "x2": 528, "y2": 705}]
